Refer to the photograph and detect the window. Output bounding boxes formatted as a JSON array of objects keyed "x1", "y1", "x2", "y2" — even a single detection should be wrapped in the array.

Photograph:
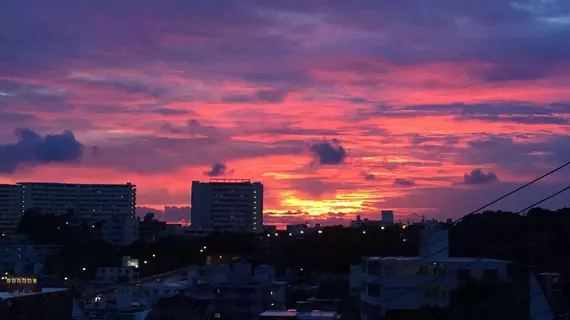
[
  {"x1": 483, "y1": 269, "x2": 498, "y2": 281},
  {"x1": 367, "y1": 260, "x2": 381, "y2": 275},
  {"x1": 361, "y1": 259, "x2": 368, "y2": 273},
  {"x1": 457, "y1": 269, "x2": 471, "y2": 281},
  {"x1": 368, "y1": 283, "x2": 381, "y2": 297},
  {"x1": 418, "y1": 263, "x2": 445, "y2": 276}
]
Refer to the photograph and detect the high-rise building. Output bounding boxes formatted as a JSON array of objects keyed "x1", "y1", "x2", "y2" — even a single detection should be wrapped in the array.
[
  {"x1": 17, "y1": 182, "x2": 136, "y2": 224},
  {"x1": 0, "y1": 184, "x2": 22, "y2": 235},
  {"x1": 381, "y1": 210, "x2": 394, "y2": 225},
  {"x1": 191, "y1": 179, "x2": 263, "y2": 233}
]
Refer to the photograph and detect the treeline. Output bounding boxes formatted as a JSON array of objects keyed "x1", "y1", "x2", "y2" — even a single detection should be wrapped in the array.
[{"x1": 16, "y1": 207, "x2": 570, "y2": 281}]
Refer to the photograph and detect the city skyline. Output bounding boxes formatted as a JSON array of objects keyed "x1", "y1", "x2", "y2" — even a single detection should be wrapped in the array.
[{"x1": 1, "y1": 1, "x2": 570, "y2": 226}]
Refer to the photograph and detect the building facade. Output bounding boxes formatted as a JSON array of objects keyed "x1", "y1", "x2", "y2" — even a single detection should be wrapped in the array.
[
  {"x1": 0, "y1": 237, "x2": 63, "y2": 276},
  {"x1": 0, "y1": 184, "x2": 22, "y2": 235},
  {"x1": 359, "y1": 226, "x2": 511, "y2": 318},
  {"x1": 93, "y1": 266, "x2": 139, "y2": 284},
  {"x1": 191, "y1": 180, "x2": 263, "y2": 233},
  {"x1": 18, "y1": 182, "x2": 136, "y2": 224},
  {"x1": 381, "y1": 210, "x2": 394, "y2": 225},
  {"x1": 186, "y1": 262, "x2": 285, "y2": 320},
  {"x1": 102, "y1": 218, "x2": 139, "y2": 246}
]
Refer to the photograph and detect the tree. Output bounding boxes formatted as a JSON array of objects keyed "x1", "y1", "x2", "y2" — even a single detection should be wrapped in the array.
[{"x1": 144, "y1": 212, "x2": 156, "y2": 222}]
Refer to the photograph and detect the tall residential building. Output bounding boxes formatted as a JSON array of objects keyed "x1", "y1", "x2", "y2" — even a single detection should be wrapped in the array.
[
  {"x1": 381, "y1": 210, "x2": 394, "y2": 225},
  {"x1": 0, "y1": 184, "x2": 22, "y2": 235},
  {"x1": 18, "y1": 182, "x2": 136, "y2": 224},
  {"x1": 191, "y1": 179, "x2": 263, "y2": 233}
]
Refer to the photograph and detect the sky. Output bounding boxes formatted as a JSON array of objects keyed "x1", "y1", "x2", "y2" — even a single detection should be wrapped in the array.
[{"x1": 1, "y1": 0, "x2": 570, "y2": 226}]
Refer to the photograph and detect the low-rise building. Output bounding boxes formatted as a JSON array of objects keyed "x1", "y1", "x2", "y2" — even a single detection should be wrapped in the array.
[
  {"x1": 139, "y1": 218, "x2": 167, "y2": 243},
  {"x1": 102, "y1": 218, "x2": 139, "y2": 246},
  {"x1": 93, "y1": 267, "x2": 139, "y2": 284},
  {"x1": 350, "y1": 215, "x2": 383, "y2": 229},
  {"x1": 285, "y1": 224, "x2": 322, "y2": 236},
  {"x1": 359, "y1": 225, "x2": 511, "y2": 318},
  {"x1": 186, "y1": 262, "x2": 286, "y2": 319},
  {"x1": 0, "y1": 287, "x2": 72, "y2": 320},
  {"x1": 0, "y1": 236, "x2": 62, "y2": 276}
]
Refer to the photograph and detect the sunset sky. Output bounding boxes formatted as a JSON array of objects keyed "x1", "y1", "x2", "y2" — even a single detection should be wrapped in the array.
[{"x1": 1, "y1": 0, "x2": 570, "y2": 225}]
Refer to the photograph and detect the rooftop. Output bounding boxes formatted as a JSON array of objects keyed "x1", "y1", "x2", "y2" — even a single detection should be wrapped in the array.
[
  {"x1": 363, "y1": 256, "x2": 510, "y2": 263},
  {"x1": 260, "y1": 310, "x2": 298, "y2": 317},
  {"x1": 0, "y1": 288, "x2": 67, "y2": 299},
  {"x1": 208, "y1": 179, "x2": 251, "y2": 184},
  {"x1": 259, "y1": 310, "x2": 342, "y2": 319}
]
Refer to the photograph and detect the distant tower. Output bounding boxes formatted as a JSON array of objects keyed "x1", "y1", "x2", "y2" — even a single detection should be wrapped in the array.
[
  {"x1": 191, "y1": 179, "x2": 263, "y2": 233},
  {"x1": 381, "y1": 210, "x2": 394, "y2": 225}
]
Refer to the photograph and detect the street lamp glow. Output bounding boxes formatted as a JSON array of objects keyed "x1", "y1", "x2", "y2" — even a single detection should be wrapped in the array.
[
  {"x1": 381, "y1": 226, "x2": 385, "y2": 230},
  {"x1": 64, "y1": 277, "x2": 68, "y2": 281},
  {"x1": 82, "y1": 267, "x2": 86, "y2": 271},
  {"x1": 318, "y1": 230, "x2": 323, "y2": 234},
  {"x1": 144, "y1": 260, "x2": 148, "y2": 264},
  {"x1": 289, "y1": 233, "x2": 292, "y2": 236},
  {"x1": 200, "y1": 249, "x2": 204, "y2": 253},
  {"x1": 152, "y1": 254, "x2": 156, "y2": 258},
  {"x1": 203, "y1": 246, "x2": 207, "y2": 249},
  {"x1": 362, "y1": 230, "x2": 366, "y2": 234}
]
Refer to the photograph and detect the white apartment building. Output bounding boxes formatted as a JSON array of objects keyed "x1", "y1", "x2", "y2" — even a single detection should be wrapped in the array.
[
  {"x1": 102, "y1": 218, "x2": 139, "y2": 246},
  {"x1": 191, "y1": 179, "x2": 263, "y2": 233},
  {"x1": 359, "y1": 225, "x2": 511, "y2": 318},
  {"x1": 17, "y1": 182, "x2": 136, "y2": 224},
  {"x1": 0, "y1": 184, "x2": 21, "y2": 235}
]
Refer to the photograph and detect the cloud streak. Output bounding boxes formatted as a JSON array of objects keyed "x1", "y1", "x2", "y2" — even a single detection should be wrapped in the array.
[{"x1": 0, "y1": 0, "x2": 569, "y2": 224}]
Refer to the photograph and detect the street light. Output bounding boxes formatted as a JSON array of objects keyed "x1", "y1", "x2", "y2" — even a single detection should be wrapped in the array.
[
  {"x1": 144, "y1": 260, "x2": 148, "y2": 264},
  {"x1": 64, "y1": 277, "x2": 68, "y2": 281},
  {"x1": 362, "y1": 230, "x2": 366, "y2": 234},
  {"x1": 82, "y1": 267, "x2": 86, "y2": 271},
  {"x1": 152, "y1": 254, "x2": 156, "y2": 258},
  {"x1": 200, "y1": 249, "x2": 204, "y2": 253}
]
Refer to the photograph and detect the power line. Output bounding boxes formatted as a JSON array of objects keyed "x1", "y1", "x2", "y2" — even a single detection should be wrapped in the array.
[
  {"x1": 376, "y1": 183, "x2": 570, "y2": 309},
  {"x1": 361, "y1": 160, "x2": 570, "y2": 283}
]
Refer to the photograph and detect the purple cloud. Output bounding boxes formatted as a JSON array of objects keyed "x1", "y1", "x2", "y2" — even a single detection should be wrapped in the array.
[
  {"x1": 462, "y1": 169, "x2": 499, "y2": 185},
  {"x1": 0, "y1": 128, "x2": 84, "y2": 173},
  {"x1": 394, "y1": 178, "x2": 416, "y2": 187},
  {"x1": 203, "y1": 163, "x2": 233, "y2": 177},
  {"x1": 310, "y1": 139, "x2": 347, "y2": 165}
]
